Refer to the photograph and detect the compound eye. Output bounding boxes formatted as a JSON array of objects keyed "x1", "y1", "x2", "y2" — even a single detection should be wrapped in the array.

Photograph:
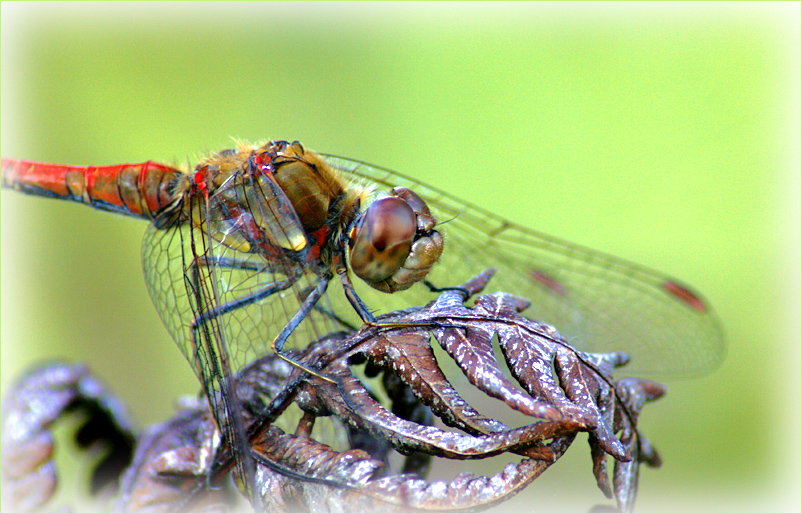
[{"x1": 349, "y1": 196, "x2": 417, "y2": 284}]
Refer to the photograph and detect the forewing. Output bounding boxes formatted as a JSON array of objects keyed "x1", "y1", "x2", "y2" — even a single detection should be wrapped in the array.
[
  {"x1": 140, "y1": 170, "x2": 351, "y2": 497},
  {"x1": 141, "y1": 176, "x2": 350, "y2": 403},
  {"x1": 324, "y1": 155, "x2": 725, "y2": 377},
  {"x1": 141, "y1": 198, "x2": 257, "y2": 492}
]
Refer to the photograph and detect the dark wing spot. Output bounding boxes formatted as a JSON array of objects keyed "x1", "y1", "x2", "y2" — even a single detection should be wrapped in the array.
[
  {"x1": 664, "y1": 281, "x2": 707, "y2": 312},
  {"x1": 530, "y1": 270, "x2": 566, "y2": 296}
]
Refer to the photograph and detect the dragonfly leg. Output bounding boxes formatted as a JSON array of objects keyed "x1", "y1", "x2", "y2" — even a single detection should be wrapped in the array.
[
  {"x1": 423, "y1": 279, "x2": 471, "y2": 300},
  {"x1": 184, "y1": 252, "x2": 276, "y2": 344},
  {"x1": 187, "y1": 269, "x2": 298, "y2": 385},
  {"x1": 190, "y1": 277, "x2": 296, "y2": 335},
  {"x1": 186, "y1": 268, "x2": 298, "y2": 508},
  {"x1": 337, "y1": 269, "x2": 378, "y2": 325},
  {"x1": 194, "y1": 256, "x2": 356, "y2": 331},
  {"x1": 188, "y1": 253, "x2": 337, "y2": 382},
  {"x1": 339, "y1": 268, "x2": 453, "y2": 333},
  {"x1": 271, "y1": 276, "x2": 337, "y2": 383},
  {"x1": 291, "y1": 282, "x2": 359, "y2": 331},
  {"x1": 186, "y1": 249, "x2": 301, "y2": 341},
  {"x1": 193, "y1": 254, "x2": 266, "y2": 272}
]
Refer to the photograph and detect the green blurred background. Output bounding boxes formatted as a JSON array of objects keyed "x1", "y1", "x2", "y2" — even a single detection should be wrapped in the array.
[{"x1": 1, "y1": 2, "x2": 799, "y2": 512}]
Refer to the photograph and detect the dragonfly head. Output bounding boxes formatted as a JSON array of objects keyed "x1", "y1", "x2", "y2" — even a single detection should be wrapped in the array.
[{"x1": 348, "y1": 187, "x2": 443, "y2": 293}]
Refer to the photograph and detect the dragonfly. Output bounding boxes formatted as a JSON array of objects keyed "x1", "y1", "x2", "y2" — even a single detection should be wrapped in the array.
[{"x1": 1, "y1": 139, "x2": 725, "y2": 503}]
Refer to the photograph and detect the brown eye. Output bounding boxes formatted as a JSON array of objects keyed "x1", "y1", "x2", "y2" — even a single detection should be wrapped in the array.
[{"x1": 349, "y1": 196, "x2": 416, "y2": 284}]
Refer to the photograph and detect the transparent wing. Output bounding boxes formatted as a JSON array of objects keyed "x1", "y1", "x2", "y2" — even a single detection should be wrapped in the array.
[
  {"x1": 324, "y1": 155, "x2": 726, "y2": 377},
  {"x1": 142, "y1": 196, "x2": 259, "y2": 493},
  {"x1": 141, "y1": 168, "x2": 353, "y2": 495},
  {"x1": 142, "y1": 174, "x2": 351, "y2": 393}
]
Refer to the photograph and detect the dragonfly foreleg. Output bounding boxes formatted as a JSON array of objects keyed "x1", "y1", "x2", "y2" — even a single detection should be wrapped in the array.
[
  {"x1": 340, "y1": 268, "x2": 456, "y2": 334},
  {"x1": 423, "y1": 279, "x2": 471, "y2": 299},
  {"x1": 337, "y1": 269, "x2": 378, "y2": 325}
]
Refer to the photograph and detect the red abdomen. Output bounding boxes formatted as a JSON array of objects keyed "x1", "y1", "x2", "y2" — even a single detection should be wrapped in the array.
[{"x1": 1, "y1": 158, "x2": 184, "y2": 220}]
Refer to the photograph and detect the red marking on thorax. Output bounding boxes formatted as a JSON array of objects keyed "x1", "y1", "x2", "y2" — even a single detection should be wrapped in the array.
[
  {"x1": 253, "y1": 152, "x2": 274, "y2": 176},
  {"x1": 308, "y1": 225, "x2": 330, "y2": 261},
  {"x1": 193, "y1": 170, "x2": 207, "y2": 191}
]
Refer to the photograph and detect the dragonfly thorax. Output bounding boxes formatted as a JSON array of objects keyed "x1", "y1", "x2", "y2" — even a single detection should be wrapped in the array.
[{"x1": 245, "y1": 140, "x2": 444, "y2": 294}]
